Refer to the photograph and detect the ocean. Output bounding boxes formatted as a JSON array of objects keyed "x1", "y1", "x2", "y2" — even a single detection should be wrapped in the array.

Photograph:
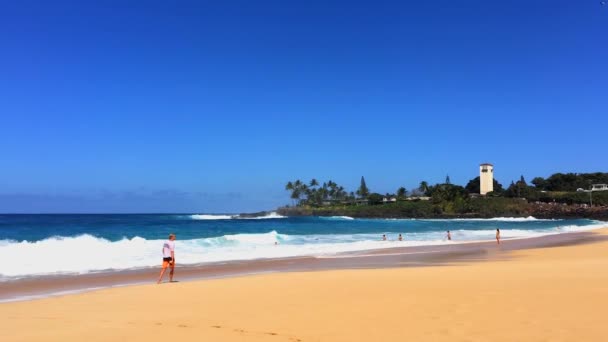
[{"x1": 0, "y1": 214, "x2": 603, "y2": 280}]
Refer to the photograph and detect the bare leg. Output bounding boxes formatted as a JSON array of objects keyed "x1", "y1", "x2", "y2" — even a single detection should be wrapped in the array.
[
  {"x1": 158, "y1": 267, "x2": 167, "y2": 284},
  {"x1": 169, "y1": 266, "x2": 175, "y2": 282}
]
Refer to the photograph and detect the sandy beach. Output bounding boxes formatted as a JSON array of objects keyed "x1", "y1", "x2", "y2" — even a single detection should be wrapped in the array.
[{"x1": 1, "y1": 228, "x2": 607, "y2": 341}]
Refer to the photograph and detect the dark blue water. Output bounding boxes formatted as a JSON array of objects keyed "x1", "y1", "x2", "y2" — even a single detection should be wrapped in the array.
[{"x1": 0, "y1": 214, "x2": 598, "y2": 242}]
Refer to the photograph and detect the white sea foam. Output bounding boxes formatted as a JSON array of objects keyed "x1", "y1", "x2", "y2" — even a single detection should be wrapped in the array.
[
  {"x1": 236, "y1": 212, "x2": 286, "y2": 220},
  {"x1": 337, "y1": 216, "x2": 555, "y2": 222},
  {"x1": 458, "y1": 216, "x2": 557, "y2": 222},
  {"x1": 419, "y1": 216, "x2": 557, "y2": 222},
  {"x1": 0, "y1": 222, "x2": 603, "y2": 279},
  {"x1": 190, "y1": 214, "x2": 234, "y2": 220},
  {"x1": 190, "y1": 212, "x2": 286, "y2": 220},
  {"x1": 323, "y1": 216, "x2": 355, "y2": 220}
]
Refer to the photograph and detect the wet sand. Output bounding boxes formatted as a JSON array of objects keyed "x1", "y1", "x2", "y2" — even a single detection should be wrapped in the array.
[{"x1": 1, "y1": 229, "x2": 606, "y2": 302}]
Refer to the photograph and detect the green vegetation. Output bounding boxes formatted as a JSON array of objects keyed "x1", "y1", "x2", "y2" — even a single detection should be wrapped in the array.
[
  {"x1": 281, "y1": 172, "x2": 608, "y2": 219},
  {"x1": 505, "y1": 174, "x2": 608, "y2": 206},
  {"x1": 531, "y1": 173, "x2": 608, "y2": 192},
  {"x1": 356, "y1": 176, "x2": 369, "y2": 198},
  {"x1": 285, "y1": 178, "x2": 349, "y2": 207},
  {"x1": 465, "y1": 177, "x2": 504, "y2": 195}
]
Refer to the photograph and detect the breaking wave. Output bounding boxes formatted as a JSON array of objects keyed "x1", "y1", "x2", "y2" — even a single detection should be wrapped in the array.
[
  {"x1": 0, "y1": 222, "x2": 603, "y2": 279},
  {"x1": 190, "y1": 212, "x2": 286, "y2": 220}
]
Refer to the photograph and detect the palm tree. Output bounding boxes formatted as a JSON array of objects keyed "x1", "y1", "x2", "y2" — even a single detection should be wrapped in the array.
[
  {"x1": 285, "y1": 181, "x2": 295, "y2": 205},
  {"x1": 321, "y1": 182, "x2": 329, "y2": 200},
  {"x1": 327, "y1": 180, "x2": 338, "y2": 200},
  {"x1": 349, "y1": 192, "x2": 356, "y2": 202},
  {"x1": 290, "y1": 188, "x2": 300, "y2": 206},
  {"x1": 293, "y1": 180, "x2": 303, "y2": 205},
  {"x1": 309, "y1": 179, "x2": 319, "y2": 187},
  {"x1": 397, "y1": 187, "x2": 407, "y2": 199},
  {"x1": 337, "y1": 186, "x2": 346, "y2": 200},
  {"x1": 419, "y1": 181, "x2": 429, "y2": 194}
]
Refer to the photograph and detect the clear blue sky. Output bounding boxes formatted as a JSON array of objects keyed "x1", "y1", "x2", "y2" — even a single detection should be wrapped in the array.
[{"x1": 1, "y1": 1, "x2": 607, "y2": 213}]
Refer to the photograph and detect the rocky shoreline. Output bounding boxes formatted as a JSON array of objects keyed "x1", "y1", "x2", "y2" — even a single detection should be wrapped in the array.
[{"x1": 274, "y1": 203, "x2": 608, "y2": 221}]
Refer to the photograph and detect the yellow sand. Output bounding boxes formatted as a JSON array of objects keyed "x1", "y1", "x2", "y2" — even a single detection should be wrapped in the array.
[{"x1": 2, "y1": 229, "x2": 608, "y2": 342}]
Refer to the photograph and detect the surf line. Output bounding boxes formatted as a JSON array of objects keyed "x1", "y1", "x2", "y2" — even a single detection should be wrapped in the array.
[{"x1": 315, "y1": 249, "x2": 445, "y2": 259}]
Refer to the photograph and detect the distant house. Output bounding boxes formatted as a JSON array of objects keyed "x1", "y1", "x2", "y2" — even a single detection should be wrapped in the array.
[
  {"x1": 382, "y1": 197, "x2": 397, "y2": 203},
  {"x1": 355, "y1": 198, "x2": 369, "y2": 205},
  {"x1": 407, "y1": 196, "x2": 431, "y2": 201},
  {"x1": 321, "y1": 199, "x2": 351, "y2": 206},
  {"x1": 591, "y1": 184, "x2": 608, "y2": 191}
]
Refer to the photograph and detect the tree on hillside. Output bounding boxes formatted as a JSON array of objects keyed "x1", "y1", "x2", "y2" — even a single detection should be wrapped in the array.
[
  {"x1": 465, "y1": 177, "x2": 504, "y2": 194},
  {"x1": 505, "y1": 181, "x2": 516, "y2": 197},
  {"x1": 531, "y1": 177, "x2": 547, "y2": 190},
  {"x1": 505, "y1": 178, "x2": 533, "y2": 198},
  {"x1": 445, "y1": 175, "x2": 451, "y2": 184},
  {"x1": 285, "y1": 181, "x2": 295, "y2": 205},
  {"x1": 427, "y1": 183, "x2": 468, "y2": 203},
  {"x1": 357, "y1": 176, "x2": 369, "y2": 198},
  {"x1": 336, "y1": 186, "x2": 347, "y2": 200},
  {"x1": 367, "y1": 193, "x2": 383, "y2": 205},
  {"x1": 542, "y1": 172, "x2": 608, "y2": 192},
  {"x1": 327, "y1": 180, "x2": 338, "y2": 199},
  {"x1": 284, "y1": 179, "x2": 309, "y2": 205},
  {"x1": 396, "y1": 187, "x2": 407, "y2": 199},
  {"x1": 516, "y1": 175, "x2": 528, "y2": 198},
  {"x1": 419, "y1": 181, "x2": 429, "y2": 195},
  {"x1": 465, "y1": 177, "x2": 480, "y2": 194}
]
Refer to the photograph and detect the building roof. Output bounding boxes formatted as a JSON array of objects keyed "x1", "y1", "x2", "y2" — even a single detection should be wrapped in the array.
[{"x1": 480, "y1": 163, "x2": 493, "y2": 166}]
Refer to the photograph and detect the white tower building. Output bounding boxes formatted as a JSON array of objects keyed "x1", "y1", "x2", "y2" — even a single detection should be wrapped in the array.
[{"x1": 479, "y1": 163, "x2": 494, "y2": 195}]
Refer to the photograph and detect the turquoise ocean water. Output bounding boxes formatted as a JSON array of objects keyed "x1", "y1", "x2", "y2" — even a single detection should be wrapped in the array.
[{"x1": 0, "y1": 213, "x2": 602, "y2": 280}]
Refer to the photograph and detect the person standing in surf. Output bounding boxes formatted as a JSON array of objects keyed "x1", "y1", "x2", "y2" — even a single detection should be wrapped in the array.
[
  {"x1": 157, "y1": 233, "x2": 176, "y2": 284},
  {"x1": 447, "y1": 230, "x2": 451, "y2": 241},
  {"x1": 496, "y1": 229, "x2": 501, "y2": 245}
]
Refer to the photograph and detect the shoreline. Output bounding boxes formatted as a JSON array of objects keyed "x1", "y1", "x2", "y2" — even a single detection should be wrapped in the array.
[
  {"x1": 276, "y1": 203, "x2": 608, "y2": 220},
  {"x1": 1, "y1": 228, "x2": 607, "y2": 341},
  {"x1": 2, "y1": 227, "x2": 606, "y2": 303}
]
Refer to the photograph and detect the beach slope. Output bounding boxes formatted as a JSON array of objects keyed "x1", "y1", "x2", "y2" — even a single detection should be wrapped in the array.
[{"x1": 1, "y1": 229, "x2": 607, "y2": 341}]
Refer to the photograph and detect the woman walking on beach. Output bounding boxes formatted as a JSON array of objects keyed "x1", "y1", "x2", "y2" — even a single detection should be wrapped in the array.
[
  {"x1": 157, "y1": 233, "x2": 176, "y2": 284},
  {"x1": 496, "y1": 229, "x2": 501, "y2": 245}
]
